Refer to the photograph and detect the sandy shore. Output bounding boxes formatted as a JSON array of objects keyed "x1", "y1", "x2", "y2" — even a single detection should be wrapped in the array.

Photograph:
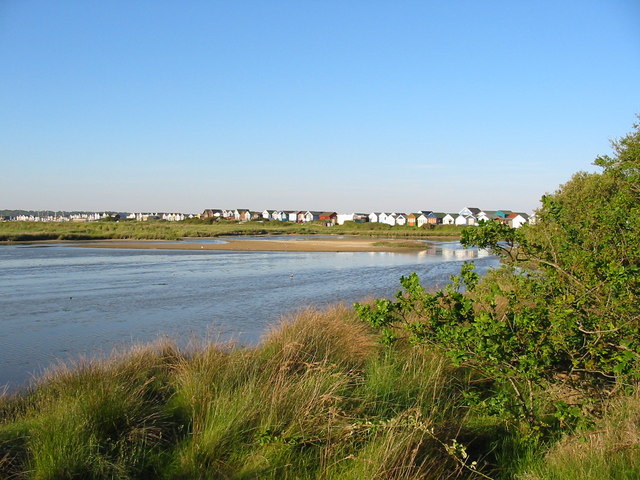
[{"x1": 72, "y1": 237, "x2": 429, "y2": 253}]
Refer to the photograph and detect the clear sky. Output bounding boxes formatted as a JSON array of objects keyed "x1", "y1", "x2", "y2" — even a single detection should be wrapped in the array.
[{"x1": 1, "y1": 1, "x2": 639, "y2": 214}]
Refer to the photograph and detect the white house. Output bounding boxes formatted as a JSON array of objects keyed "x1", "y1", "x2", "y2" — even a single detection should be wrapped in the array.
[
  {"x1": 162, "y1": 213, "x2": 185, "y2": 221},
  {"x1": 275, "y1": 211, "x2": 289, "y2": 222},
  {"x1": 442, "y1": 214, "x2": 456, "y2": 225},
  {"x1": 528, "y1": 212, "x2": 537, "y2": 225},
  {"x1": 262, "y1": 210, "x2": 275, "y2": 220},
  {"x1": 287, "y1": 211, "x2": 298, "y2": 222},
  {"x1": 303, "y1": 211, "x2": 322, "y2": 223},
  {"x1": 459, "y1": 207, "x2": 481, "y2": 217},
  {"x1": 507, "y1": 213, "x2": 529, "y2": 228},
  {"x1": 271, "y1": 210, "x2": 288, "y2": 221},
  {"x1": 234, "y1": 209, "x2": 251, "y2": 221},
  {"x1": 395, "y1": 214, "x2": 407, "y2": 226},
  {"x1": 455, "y1": 214, "x2": 477, "y2": 226},
  {"x1": 383, "y1": 213, "x2": 396, "y2": 226},
  {"x1": 417, "y1": 214, "x2": 429, "y2": 227},
  {"x1": 369, "y1": 212, "x2": 382, "y2": 223}
]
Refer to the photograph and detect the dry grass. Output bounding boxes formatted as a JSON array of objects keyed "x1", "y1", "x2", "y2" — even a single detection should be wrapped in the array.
[{"x1": 520, "y1": 392, "x2": 640, "y2": 480}]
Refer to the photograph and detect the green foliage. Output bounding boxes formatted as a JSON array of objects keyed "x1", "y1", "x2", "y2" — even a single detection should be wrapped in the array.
[
  {"x1": 357, "y1": 119, "x2": 640, "y2": 438},
  {"x1": 356, "y1": 266, "x2": 552, "y2": 428}
]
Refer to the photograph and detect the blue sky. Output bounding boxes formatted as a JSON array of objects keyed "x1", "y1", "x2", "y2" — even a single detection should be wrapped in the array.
[{"x1": 1, "y1": 1, "x2": 639, "y2": 214}]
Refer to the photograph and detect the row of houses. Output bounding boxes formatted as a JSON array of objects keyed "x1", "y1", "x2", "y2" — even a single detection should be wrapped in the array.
[
  {"x1": 202, "y1": 209, "x2": 343, "y2": 224},
  {"x1": 8, "y1": 212, "x2": 115, "y2": 222},
  {"x1": 202, "y1": 207, "x2": 531, "y2": 228},
  {"x1": 2, "y1": 212, "x2": 197, "y2": 222},
  {"x1": 4, "y1": 207, "x2": 530, "y2": 228},
  {"x1": 126, "y1": 212, "x2": 197, "y2": 222}
]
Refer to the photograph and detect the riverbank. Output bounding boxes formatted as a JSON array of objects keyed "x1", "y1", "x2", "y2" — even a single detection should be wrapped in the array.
[{"x1": 72, "y1": 237, "x2": 432, "y2": 253}]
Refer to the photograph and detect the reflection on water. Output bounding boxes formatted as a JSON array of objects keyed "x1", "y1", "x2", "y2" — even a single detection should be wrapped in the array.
[
  {"x1": 0, "y1": 238, "x2": 498, "y2": 390},
  {"x1": 419, "y1": 245, "x2": 491, "y2": 260}
]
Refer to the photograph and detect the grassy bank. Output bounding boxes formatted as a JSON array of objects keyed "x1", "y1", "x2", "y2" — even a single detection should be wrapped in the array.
[
  {"x1": 1, "y1": 305, "x2": 636, "y2": 479},
  {"x1": 0, "y1": 220, "x2": 463, "y2": 242},
  {"x1": 0, "y1": 307, "x2": 473, "y2": 479}
]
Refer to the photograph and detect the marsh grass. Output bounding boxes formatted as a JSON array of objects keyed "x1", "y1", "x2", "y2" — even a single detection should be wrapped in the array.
[{"x1": 0, "y1": 220, "x2": 464, "y2": 242}]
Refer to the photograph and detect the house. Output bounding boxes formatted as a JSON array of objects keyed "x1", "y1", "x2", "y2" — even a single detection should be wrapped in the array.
[
  {"x1": 442, "y1": 214, "x2": 456, "y2": 225},
  {"x1": 477, "y1": 210, "x2": 505, "y2": 223},
  {"x1": 296, "y1": 211, "x2": 306, "y2": 223},
  {"x1": 395, "y1": 213, "x2": 407, "y2": 226},
  {"x1": 403, "y1": 212, "x2": 431, "y2": 227},
  {"x1": 476, "y1": 210, "x2": 513, "y2": 224},
  {"x1": 426, "y1": 212, "x2": 447, "y2": 225},
  {"x1": 455, "y1": 214, "x2": 477, "y2": 226},
  {"x1": 459, "y1": 207, "x2": 481, "y2": 217},
  {"x1": 383, "y1": 213, "x2": 396, "y2": 226},
  {"x1": 162, "y1": 213, "x2": 186, "y2": 221},
  {"x1": 269, "y1": 210, "x2": 282, "y2": 221},
  {"x1": 273, "y1": 210, "x2": 292, "y2": 221},
  {"x1": 319, "y1": 212, "x2": 338, "y2": 226},
  {"x1": 234, "y1": 209, "x2": 251, "y2": 221},
  {"x1": 250, "y1": 211, "x2": 262, "y2": 220},
  {"x1": 262, "y1": 210, "x2": 277, "y2": 220},
  {"x1": 274, "y1": 211, "x2": 287, "y2": 221},
  {"x1": 476, "y1": 210, "x2": 495, "y2": 222},
  {"x1": 202, "y1": 209, "x2": 223, "y2": 219},
  {"x1": 417, "y1": 214, "x2": 430, "y2": 227},
  {"x1": 280, "y1": 211, "x2": 295, "y2": 221},
  {"x1": 303, "y1": 211, "x2": 322, "y2": 223},
  {"x1": 507, "y1": 212, "x2": 529, "y2": 228},
  {"x1": 369, "y1": 212, "x2": 382, "y2": 223}
]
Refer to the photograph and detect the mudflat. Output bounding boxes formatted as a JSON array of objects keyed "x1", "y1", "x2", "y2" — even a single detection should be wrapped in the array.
[{"x1": 73, "y1": 237, "x2": 428, "y2": 253}]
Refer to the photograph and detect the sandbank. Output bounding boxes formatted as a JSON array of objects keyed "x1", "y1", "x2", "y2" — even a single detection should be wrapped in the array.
[{"x1": 72, "y1": 237, "x2": 429, "y2": 253}]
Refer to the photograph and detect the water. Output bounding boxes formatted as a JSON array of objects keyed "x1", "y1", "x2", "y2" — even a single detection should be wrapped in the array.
[{"x1": 0, "y1": 238, "x2": 497, "y2": 390}]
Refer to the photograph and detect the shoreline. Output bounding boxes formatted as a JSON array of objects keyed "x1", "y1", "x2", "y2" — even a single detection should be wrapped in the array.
[{"x1": 67, "y1": 237, "x2": 435, "y2": 253}]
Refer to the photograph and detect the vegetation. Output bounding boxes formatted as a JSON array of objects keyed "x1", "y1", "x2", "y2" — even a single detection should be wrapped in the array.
[
  {"x1": 0, "y1": 219, "x2": 464, "y2": 242},
  {"x1": 0, "y1": 306, "x2": 495, "y2": 479},
  {"x1": 356, "y1": 120, "x2": 640, "y2": 477}
]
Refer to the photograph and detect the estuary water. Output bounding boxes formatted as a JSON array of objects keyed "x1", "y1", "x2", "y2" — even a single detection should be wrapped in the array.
[{"x1": 0, "y1": 238, "x2": 497, "y2": 390}]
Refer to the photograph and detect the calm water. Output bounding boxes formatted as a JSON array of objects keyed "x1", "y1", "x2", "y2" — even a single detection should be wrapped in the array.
[{"x1": 0, "y1": 238, "x2": 497, "y2": 390}]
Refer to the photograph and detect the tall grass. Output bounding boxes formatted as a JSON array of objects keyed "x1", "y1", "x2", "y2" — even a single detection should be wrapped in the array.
[
  {"x1": 0, "y1": 306, "x2": 489, "y2": 479},
  {"x1": 4, "y1": 304, "x2": 635, "y2": 479},
  {"x1": 518, "y1": 392, "x2": 640, "y2": 480},
  {"x1": 0, "y1": 341, "x2": 183, "y2": 479}
]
